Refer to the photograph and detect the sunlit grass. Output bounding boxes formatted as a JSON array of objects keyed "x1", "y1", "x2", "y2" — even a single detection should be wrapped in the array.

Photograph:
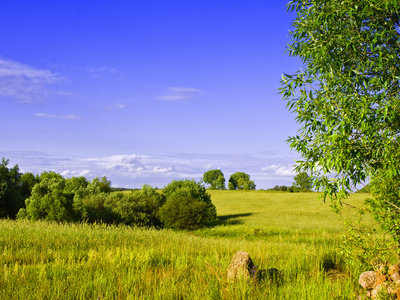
[{"x1": 0, "y1": 191, "x2": 369, "y2": 299}]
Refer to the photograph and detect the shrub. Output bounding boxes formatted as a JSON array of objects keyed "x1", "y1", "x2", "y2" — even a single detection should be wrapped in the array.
[
  {"x1": 158, "y1": 192, "x2": 208, "y2": 230},
  {"x1": 159, "y1": 180, "x2": 217, "y2": 229},
  {"x1": 112, "y1": 185, "x2": 165, "y2": 227},
  {"x1": 81, "y1": 192, "x2": 120, "y2": 224}
]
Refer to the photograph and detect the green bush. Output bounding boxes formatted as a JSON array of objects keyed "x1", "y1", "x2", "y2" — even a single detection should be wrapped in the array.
[
  {"x1": 112, "y1": 185, "x2": 165, "y2": 227},
  {"x1": 159, "y1": 180, "x2": 217, "y2": 230},
  {"x1": 23, "y1": 172, "x2": 77, "y2": 222},
  {"x1": 81, "y1": 192, "x2": 120, "y2": 224}
]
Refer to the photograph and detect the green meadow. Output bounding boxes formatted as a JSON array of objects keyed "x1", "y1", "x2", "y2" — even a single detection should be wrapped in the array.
[{"x1": 0, "y1": 191, "x2": 370, "y2": 299}]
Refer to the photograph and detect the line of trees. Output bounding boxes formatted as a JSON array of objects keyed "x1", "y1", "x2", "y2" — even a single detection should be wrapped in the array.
[
  {"x1": 0, "y1": 158, "x2": 217, "y2": 230},
  {"x1": 268, "y1": 172, "x2": 313, "y2": 192}
]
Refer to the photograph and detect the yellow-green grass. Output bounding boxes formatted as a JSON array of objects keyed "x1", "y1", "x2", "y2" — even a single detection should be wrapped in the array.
[
  {"x1": 0, "y1": 192, "x2": 371, "y2": 299},
  {"x1": 209, "y1": 190, "x2": 368, "y2": 230}
]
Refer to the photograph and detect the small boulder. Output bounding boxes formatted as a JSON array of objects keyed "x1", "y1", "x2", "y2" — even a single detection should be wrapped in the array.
[
  {"x1": 371, "y1": 282, "x2": 389, "y2": 299},
  {"x1": 390, "y1": 272, "x2": 400, "y2": 282},
  {"x1": 227, "y1": 251, "x2": 254, "y2": 282},
  {"x1": 359, "y1": 271, "x2": 378, "y2": 290},
  {"x1": 389, "y1": 264, "x2": 400, "y2": 275}
]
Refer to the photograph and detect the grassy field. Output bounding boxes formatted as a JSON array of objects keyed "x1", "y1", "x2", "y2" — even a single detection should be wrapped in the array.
[{"x1": 0, "y1": 191, "x2": 372, "y2": 299}]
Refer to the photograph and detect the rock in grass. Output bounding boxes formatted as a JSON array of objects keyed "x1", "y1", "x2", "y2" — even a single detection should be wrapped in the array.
[
  {"x1": 391, "y1": 272, "x2": 400, "y2": 282},
  {"x1": 389, "y1": 264, "x2": 400, "y2": 276},
  {"x1": 359, "y1": 271, "x2": 378, "y2": 290},
  {"x1": 227, "y1": 251, "x2": 254, "y2": 282}
]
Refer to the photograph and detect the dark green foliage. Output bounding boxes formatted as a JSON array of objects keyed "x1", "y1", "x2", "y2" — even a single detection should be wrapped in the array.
[
  {"x1": 270, "y1": 185, "x2": 289, "y2": 191},
  {"x1": 0, "y1": 158, "x2": 25, "y2": 218},
  {"x1": 228, "y1": 172, "x2": 256, "y2": 190},
  {"x1": 203, "y1": 169, "x2": 226, "y2": 190},
  {"x1": 292, "y1": 172, "x2": 312, "y2": 192},
  {"x1": 111, "y1": 185, "x2": 165, "y2": 227},
  {"x1": 159, "y1": 179, "x2": 217, "y2": 229},
  {"x1": 158, "y1": 191, "x2": 209, "y2": 230},
  {"x1": 20, "y1": 172, "x2": 39, "y2": 200},
  {"x1": 81, "y1": 192, "x2": 119, "y2": 224}
]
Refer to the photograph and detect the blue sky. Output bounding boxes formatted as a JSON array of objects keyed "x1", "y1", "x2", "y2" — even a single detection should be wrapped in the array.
[{"x1": 1, "y1": 0, "x2": 302, "y2": 189}]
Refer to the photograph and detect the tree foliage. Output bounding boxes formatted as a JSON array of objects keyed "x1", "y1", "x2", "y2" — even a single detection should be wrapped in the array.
[
  {"x1": 159, "y1": 179, "x2": 217, "y2": 229},
  {"x1": 228, "y1": 172, "x2": 256, "y2": 190},
  {"x1": 281, "y1": 0, "x2": 400, "y2": 256},
  {"x1": 203, "y1": 169, "x2": 226, "y2": 190},
  {"x1": 23, "y1": 172, "x2": 77, "y2": 222},
  {"x1": 293, "y1": 172, "x2": 312, "y2": 192},
  {"x1": 112, "y1": 184, "x2": 165, "y2": 227},
  {"x1": 281, "y1": 0, "x2": 400, "y2": 204},
  {"x1": 0, "y1": 158, "x2": 24, "y2": 218}
]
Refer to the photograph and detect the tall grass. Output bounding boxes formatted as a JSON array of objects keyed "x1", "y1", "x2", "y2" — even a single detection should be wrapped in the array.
[{"x1": 0, "y1": 191, "x2": 369, "y2": 299}]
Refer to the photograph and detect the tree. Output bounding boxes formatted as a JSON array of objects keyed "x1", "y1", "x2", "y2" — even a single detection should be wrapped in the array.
[
  {"x1": 22, "y1": 172, "x2": 77, "y2": 222},
  {"x1": 0, "y1": 158, "x2": 24, "y2": 218},
  {"x1": 281, "y1": 1, "x2": 400, "y2": 249},
  {"x1": 203, "y1": 169, "x2": 226, "y2": 189},
  {"x1": 159, "y1": 179, "x2": 217, "y2": 229},
  {"x1": 228, "y1": 172, "x2": 256, "y2": 190},
  {"x1": 112, "y1": 184, "x2": 165, "y2": 227},
  {"x1": 20, "y1": 172, "x2": 39, "y2": 200},
  {"x1": 293, "y1": 172, "x2": 312, "y2": 192}
]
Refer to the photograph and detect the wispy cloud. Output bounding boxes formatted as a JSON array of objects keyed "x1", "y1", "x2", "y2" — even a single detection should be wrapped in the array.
[
  {"x1": 35, "y1": 113, "x2": 79, "y2": 119},
  {"x1": 85, "y1": 66, "x2": 122, "y2": 78},
  {"x1": 105, "y1": 103, "x2": 126, "y2": 111},
  {"x1": 61, "y1": 169, "x2": 91, "y2": 177},
  {"x1": 261, "y1": 164, "x2": 295, "y2": 176},
  {"x1": 0, "y1": 58, "x2": 62, "y2": 102},
  {"x1": 90, "y1": 154, "x2": 175, "y2": 175},
  {"x1": 157, "y1": 87, "x2": 202, "y2": 102},
  {"x1": 1, "y1": 151, "x2": 298, "y2": 189}
]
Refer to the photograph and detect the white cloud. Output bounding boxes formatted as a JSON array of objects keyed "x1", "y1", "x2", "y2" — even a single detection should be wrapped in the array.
[
  {"x1": 261, "y1": 164, "x2": 295, "y2": 176},
  {"x1": 90, "y1": 154, "x2": 175, "y2": 175},
  {"x1": 0, "y1": 58, "x2": 62, "y2": 101},
  {"x1": 61, "y1": 169, "x2": 91, "y2": 178},
  {"x1": 158, "y1": 87, "x2": 202, "y2": 102},
  {"x1": 35, "y1": 113, "x2": 79, "y2": 119},
  {"x1": 261, "y1": 164, "x2": 280, "y2": 171}
]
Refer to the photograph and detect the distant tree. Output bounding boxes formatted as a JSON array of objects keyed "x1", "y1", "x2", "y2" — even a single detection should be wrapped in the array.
[
  {"x1": 86, "y1": 176, "x2": 111, "y2": 194},
  {"x1": 203, "y1": 169, "x2": 226, "y2": 190},
  {"x1": 0, "y1": 158, "x2": 24, "y2": 218},
  {"x1": 228, "y1": 172, "x2": 256, "y2": 190},
  {"x1": 270, "y1": 185, "x2": 289, "y2": 192},
  {"x1": 292, "y1": 172, "x2": 312, "y2": 192}
]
